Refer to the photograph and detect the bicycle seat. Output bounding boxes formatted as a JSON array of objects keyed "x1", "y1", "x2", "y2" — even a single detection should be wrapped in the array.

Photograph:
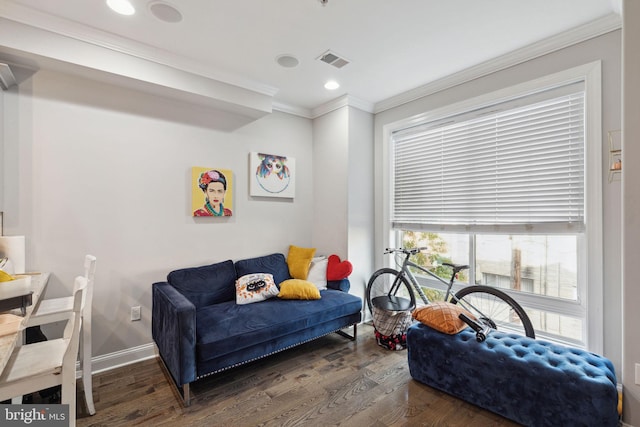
[{"x1": 442, "y1": 262, "x2": 469, "y2": 274}]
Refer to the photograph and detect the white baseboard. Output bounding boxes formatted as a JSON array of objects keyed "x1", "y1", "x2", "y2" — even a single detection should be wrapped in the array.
[{"x1": 76, "y1": 343, "x2": 157, "y2": 378}]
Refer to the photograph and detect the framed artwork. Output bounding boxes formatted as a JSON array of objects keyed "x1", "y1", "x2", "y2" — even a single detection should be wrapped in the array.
[
  {"x1": 192, "y1": 167, "x2": 234, "y2": 217},
  {"x1": 249, "y1": 152, "x2": 296, "y2": 198}
]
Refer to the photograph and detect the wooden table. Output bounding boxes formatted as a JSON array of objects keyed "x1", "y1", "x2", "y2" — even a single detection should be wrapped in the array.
[{"x1": 0, "y1": 273, "x2": 50, "y2": 374}]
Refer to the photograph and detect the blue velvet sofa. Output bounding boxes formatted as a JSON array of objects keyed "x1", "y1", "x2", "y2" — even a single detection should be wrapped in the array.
[
  {"x1": 407, "y1": 322, "x2": 619, "y2": 427},
  {"x1": 152, "y1": 252, "x2": 362, "y2": 405}
]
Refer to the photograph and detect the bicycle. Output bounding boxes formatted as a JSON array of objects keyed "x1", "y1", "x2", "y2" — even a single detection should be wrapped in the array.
[{"x1": 366, "y1": 247, "x2": 535, "y2": 339}]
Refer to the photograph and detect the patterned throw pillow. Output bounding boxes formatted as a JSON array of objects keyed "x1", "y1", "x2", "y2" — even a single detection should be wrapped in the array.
[
  {"x1": 235, "y1": 273, "x2": 279, "y2": 305},
  {"x1": 412, "y1": 301, "x2": 475, "y2": 334}
]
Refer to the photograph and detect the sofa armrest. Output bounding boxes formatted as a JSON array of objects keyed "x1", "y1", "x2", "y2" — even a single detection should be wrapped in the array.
[
  {"x1": 327, "y1": 278, "x2": 350, "y2": 293},
  {"x1": 152, "y1": 282, "x2": 197, "y2": 386}
]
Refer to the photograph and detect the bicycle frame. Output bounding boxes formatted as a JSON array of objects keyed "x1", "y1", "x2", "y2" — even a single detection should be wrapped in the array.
[
  {"x1": 372, "y1": 248, "x2": 536, "y2": 339},
  {"x1": 391, "y1": 249, "x2": 457, "y2": 303}
]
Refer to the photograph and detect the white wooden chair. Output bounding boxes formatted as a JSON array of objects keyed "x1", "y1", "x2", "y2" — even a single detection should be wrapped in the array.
[
  {"x1": 0, "y1": 275, "x2": 87, "y2": 427},
  {"x1": 25, "y1": 255, "x2": 96, "y2": 415}
]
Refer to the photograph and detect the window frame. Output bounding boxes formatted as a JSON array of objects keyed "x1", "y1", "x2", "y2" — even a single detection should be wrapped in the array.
[{"x1": 381, "y1": 61, "x2": 603, "y2": 351}]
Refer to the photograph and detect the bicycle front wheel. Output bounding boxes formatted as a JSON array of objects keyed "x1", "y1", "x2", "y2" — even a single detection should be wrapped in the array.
[
  {"x1": 366, "y1": 268, "x2": 416, "y2": 316},
  {"x1": 452, "y1": 285, "x2": 535, "y2": 338}
]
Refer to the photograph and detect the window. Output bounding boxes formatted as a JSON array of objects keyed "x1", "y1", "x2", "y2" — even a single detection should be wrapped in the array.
[
  {"x1": 392, "y1": 84, "x2": 585, "y2": 233},
  {"x1": 384, "y1": 63, "x2": 602, "y2": 350}
]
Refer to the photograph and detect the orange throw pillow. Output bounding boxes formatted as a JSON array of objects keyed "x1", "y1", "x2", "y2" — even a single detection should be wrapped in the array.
[{"x1": 412, "y1": 301, "x2": 475, "y2": 334}]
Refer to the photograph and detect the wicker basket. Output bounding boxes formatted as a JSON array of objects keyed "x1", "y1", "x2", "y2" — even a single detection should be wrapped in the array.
[{"x1": 372, "y1": 306, "x2": 412, "y2": 351}]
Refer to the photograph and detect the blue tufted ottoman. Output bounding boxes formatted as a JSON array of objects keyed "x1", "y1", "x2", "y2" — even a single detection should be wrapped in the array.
[{"x1": 407, "y1": 322, "x2": 619, "y2": 427}]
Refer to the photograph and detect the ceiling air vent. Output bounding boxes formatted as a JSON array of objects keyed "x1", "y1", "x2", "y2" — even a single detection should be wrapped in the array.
[{"x1": 317, "y1": 50, "x2": 350, "y2": 69}]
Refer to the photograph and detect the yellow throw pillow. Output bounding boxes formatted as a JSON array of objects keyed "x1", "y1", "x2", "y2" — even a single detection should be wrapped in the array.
[
  {"x1": 278, "y1": 279, "x2": 321, "y2": 300},
  {"x1": 287, "y1": 245, "x2": 316, "y2": 280},
  {"x1": 412, "y1": 301, "x2": 475, "y2": 334}
]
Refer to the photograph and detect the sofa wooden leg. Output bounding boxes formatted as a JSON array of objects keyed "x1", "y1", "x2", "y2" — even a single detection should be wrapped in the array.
[
  {"x1": 182, "y1": 384, "x2": 191, "y2": 407},
  {"x1": 335, "y1": 324, "x2": 357, "y2": 341}
]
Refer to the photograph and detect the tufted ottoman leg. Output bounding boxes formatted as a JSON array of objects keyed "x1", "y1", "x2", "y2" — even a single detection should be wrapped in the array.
[{"x1": 406, "y1": 323, "x2": 619, "y2": 427}]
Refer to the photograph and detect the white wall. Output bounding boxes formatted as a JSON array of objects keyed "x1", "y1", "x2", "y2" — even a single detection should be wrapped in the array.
[
  {"x1": 2, "y1": 68, "x2": 316, "y2": 360},
  {"x1": 374, "y1": 31, "x2": 622, "y2": 372},
  {"x1": 621, "y1": 0, "x2": 640, "y2": 423},
  {"x1": 0, "y1": 89, "x2": 4, "y2": 214},
  {"x1": 312, "y1": 105, "x2": 375, "y2": 308},
  {"x1": 312, "y1": 107, "x2": 349, "y2": 257},
  {"x1": 1, "y1": 84, "x2": 24, "y2": 230},
  {"x1": 347, "y1": 106, "x2": 375, "y2": 308}
]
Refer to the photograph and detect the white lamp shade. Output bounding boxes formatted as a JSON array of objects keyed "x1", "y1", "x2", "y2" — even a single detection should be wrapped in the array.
[{"x1": 0, "y1": 236, "x2": 26, "y2": 274}]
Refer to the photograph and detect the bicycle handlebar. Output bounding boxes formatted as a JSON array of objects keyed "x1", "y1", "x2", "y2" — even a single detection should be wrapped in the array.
[{"x1": 384, "y1": 247, "x2": 428, "y2": 255}]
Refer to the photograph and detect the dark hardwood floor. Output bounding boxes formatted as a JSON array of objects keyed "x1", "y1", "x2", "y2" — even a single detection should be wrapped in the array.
[{"x1": 76, "y1": 323, "x2": 520, "y2": 427}]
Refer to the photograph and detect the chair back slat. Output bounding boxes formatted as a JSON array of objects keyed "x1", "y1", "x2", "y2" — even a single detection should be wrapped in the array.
[
  {"x1": 62, "y1": 276, "x2": 86, "y2": 350},
  {"x1": 72, "y1": 276, "x2": 88, "y2": 313}
]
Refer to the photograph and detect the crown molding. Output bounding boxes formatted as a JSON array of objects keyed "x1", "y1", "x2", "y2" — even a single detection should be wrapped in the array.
[
  {"x1": 311, "y1": 95, "x2": 374, "y2": 119},
  {"x1": 0, "y1": 0, "x2": 278, "y2": 98},
  {"x1": 272, "y1": 102, "x2": 313, "y2": 119},
  {"x1": 343, "y1": 96, "x2": 375, "y2": 115},
  {"x1": 374, "y1": 13, "x2": 622, "y2": 114},
  {"x1": 274, "y1": 95, "x2": 374, "y2": 120}
]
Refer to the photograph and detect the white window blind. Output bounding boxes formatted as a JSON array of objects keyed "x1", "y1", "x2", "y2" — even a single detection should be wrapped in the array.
[{"x1": 392, "y1": 85, "x2": 585, "y2": 233}]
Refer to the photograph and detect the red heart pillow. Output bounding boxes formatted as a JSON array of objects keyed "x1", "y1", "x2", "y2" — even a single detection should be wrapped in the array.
[{"x1": 327, "y1": 254, "x2": 353, "y2": 281}]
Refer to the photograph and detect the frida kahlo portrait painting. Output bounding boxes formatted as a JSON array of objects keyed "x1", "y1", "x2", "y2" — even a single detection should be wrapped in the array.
[{"x1": 192, "y1": 167, "x2": 233, "y2": 217}]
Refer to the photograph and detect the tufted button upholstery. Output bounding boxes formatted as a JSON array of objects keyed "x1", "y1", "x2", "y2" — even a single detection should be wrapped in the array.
[{"x1": 407, "y1": 323, "x2": 619, "y2": 427}]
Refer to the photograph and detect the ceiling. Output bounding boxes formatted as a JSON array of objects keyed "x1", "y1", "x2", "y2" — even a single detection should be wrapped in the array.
[{"x1": 0, "y1": 0, "x2": 620, "y2": 114}]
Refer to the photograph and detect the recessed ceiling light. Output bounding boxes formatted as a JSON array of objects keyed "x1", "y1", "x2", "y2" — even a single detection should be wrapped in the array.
[
  {"x1": 149, "y1": 1, "x2": 183, "y2": 23},
  {"x1": 276, "y1": 54, "x2": 300, "y2": 68},
  {"x1": 107, "y1": 0, "x2": 135, "y2": 15},
  {"x1": 324, "y1": 80, "x2": 340, "y2": 90}
]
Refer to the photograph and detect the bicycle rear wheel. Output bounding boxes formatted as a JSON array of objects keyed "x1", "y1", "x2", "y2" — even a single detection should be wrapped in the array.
[
  {"x1": 452, "y1": 285, "x2": 535, "y2": 338},
  {"x1": 366, "y1": 268, "x2": 416, "y2": 315}
]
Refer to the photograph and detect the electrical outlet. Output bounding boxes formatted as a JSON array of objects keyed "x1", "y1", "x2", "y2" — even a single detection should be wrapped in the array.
[{"x1": 131, "y1": 306, "x2": 141, "y2": 321}]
